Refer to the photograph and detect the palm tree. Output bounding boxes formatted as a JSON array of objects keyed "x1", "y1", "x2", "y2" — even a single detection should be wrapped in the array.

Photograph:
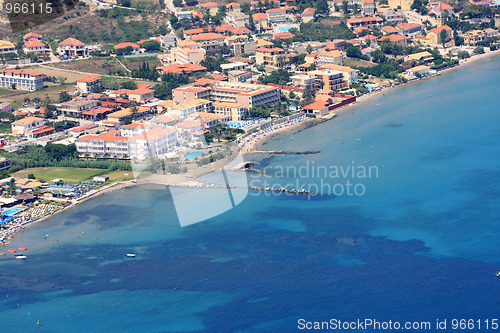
[{"x1": 8, "y1": 178, "x2": 16, "y2": 195}]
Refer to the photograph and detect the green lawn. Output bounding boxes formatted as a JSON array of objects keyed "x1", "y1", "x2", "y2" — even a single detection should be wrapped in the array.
[
  {"x1": 13, "y1": 167, "x2": 134, "y2": 183},
  {"x1": 344, "y1": 57, "x2": 376, "y2": 68},
  {"x1": 103, "y1": 170, "x2": 134, "y2": 182},
  {"x1": 0, "y1": 88, "x2": 14, "y2": 96},
  {"x1": 14, "y1": 167, "x2": 104, "y2": 183},
  {"x1": 0, "y1": 123, "x2": 11, "y2": 134}
]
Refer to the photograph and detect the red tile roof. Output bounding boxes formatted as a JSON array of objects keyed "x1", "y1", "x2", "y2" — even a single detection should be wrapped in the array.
[
  {"x1": 379, "y1": 34, "x2": 407, "y2": 42},
  {"x1": 209, "y1": 74, "x2": 227, "y2": 81},
  {"x1": 0, "y1": 68, "x2": 45, "y2": 78},
  {"x1": 231, "y1": 27, "x2": 251, "y2": 34},
  {"x1": 253, "y1": 13, "x2": 268, "y2": 21},
  {"x1": 203, "y1": 1, "x2": 218, "y2": 7},
  {"x1": 71, "y1": 124, "x2": 99, "y2": 132},
  {"x1": 266, "y1": 7, "x2": 288, "y2": 13},
  {"x1": 114, "y1": 42, "x2": 139, "y2": 49},
  {"x1": 226, "y1": 2, "x2": 240, "y2": 7},
  {"x1": 256, "y1": 47, "x2": 284, "y2": 52},
  {"x1": 23, "y1": 32, "x2": 42, "y2": 39},
  {"x1": 158, "y1": 63, "x2": 207, "y2": 74},
  {"x1": 397, "y1": 23, "x2": 421, "y2": 30},
  {"x1": 59, "y1": 37, "x2": 84, "y2": 46},
  {"x1": 25, "y1": 41, "x2": 47, "y2": 48},
  {"x1": 347, "y1": 16, "x2": 383, "y2": 23},
  {"x1": 190, "y1": 33, "x2": 225, "y2": 41},
  {"x1": 194, "y1": 78, "x2": 215, "y2": 86},
  {"x1": 77, "y1": 75, "x2": 101, "y2": 83},
  {"x1": 184, "y1": 28, "x2": 205, "y2": 35},
  {"x1": 430, "y1": 25, "x2": 452, "y2": 33},
  {"x1": 302, "y1": 100, "x2": 328, "y2": 111},
  {"x1": 273, "y1": 32, "x2": 295, "y2": 39},
  {"x1": 32, "y1": 126, "x2": 54, "y2": 136},
  {"x1": 381, "y1": 26, "x2": 398, "y2": 33},
  {"x1": 81, "y1": 107, "x2": 112, "y2": 116},
  {"x1": 302, "y1": 7, "x2": 315, "y2": 15}
]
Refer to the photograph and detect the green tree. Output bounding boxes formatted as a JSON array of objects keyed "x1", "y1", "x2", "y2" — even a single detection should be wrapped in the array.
[
  {"x1": 315, "y1": 0, "x2": 329, "y2": 14},
  {"x1": 346, "y1": 44, "x2": 364, "y2": 59},
  {"x1": 473, "y1": 46, "x2": 485, "y2": 54},
  {"x1": 142, "y1": 41, "x2": 161, "y2": 52},
  {"x1": 440, "y1": 29, "x2": 448, "y2": 47},
  {"x1": 259, "y1": 69, "x2": 291, "y2": 85},
  {"x1": 8, "y1": 178, "x2": 16, "y2": 195},
  {"x1": 454, "y1": 34, "x2": 464, "y2": 46},
  {"x1": 120, "y1": 81, "x2": 138, "y2": 90},
  {"x1": 303, "y1": 85, "x2": 316, "y2": 102}
]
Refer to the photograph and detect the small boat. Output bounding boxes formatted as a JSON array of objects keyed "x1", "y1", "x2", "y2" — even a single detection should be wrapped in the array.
[
  {"x1": 15, "y1": 254, "x2": 27, "y2": 260},
  {"x1": 7, "y1": 249, "x2": 16, "y2": 253},
  {"x1": 496, "y1": 271, "x2": 500, "y2": 277},
  {"x1": 0, "y1": 252, "x2": 5, "y2": 255},
  {"x1": 18, "y1": 247, "x2": 27, "y2": 251},
  {"x1": 126, "y1": 253, "x2": 136, "y2": 257}
]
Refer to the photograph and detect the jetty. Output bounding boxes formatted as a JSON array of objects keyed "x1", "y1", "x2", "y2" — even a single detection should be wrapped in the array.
[
  {"x1": 251, "y1": 150, "x2": 320, "y2": 155},
  {"x1": 171, "y1": 181, "x2": 318, "y2": 196}
]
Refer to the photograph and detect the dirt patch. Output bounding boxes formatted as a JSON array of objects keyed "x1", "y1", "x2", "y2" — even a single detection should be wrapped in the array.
[
  {"x1": 47, "y1": 58, "x2": 125, "y2": 76},
  {"x1": 121, "y1": 57, "x2": 162, "y2": 71}
]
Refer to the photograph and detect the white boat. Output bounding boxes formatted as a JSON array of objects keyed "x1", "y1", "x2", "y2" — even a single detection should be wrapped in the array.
[
  {"x1": 496, "y1": 271, "x2": 500, "y2": 277},
  {"x1": 126, "y1": 253, "x2": 136, "y2": 257},
  {"x1": 15, "y1": 254, "x2": 27, "y2": 260}
]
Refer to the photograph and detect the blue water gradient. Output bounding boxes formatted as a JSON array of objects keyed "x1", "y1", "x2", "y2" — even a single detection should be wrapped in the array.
[{"x1": 1, "y1": 55, "x2": 499, "y2": 332}]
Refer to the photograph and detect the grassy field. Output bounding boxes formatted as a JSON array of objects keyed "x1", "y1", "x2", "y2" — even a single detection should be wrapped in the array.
[
  {"x1": 0, "y1": 123, "x2": 11, "y2": 134},
  {"x1": 0, "y1": 88, "x2": 14, "y2": 96},
  {"x1": 121, "y1": 56, "x2": 162, "y2": 71},
  {"x1": 41, "y1": 59, "x2": 126, "y2": 77},
  {"x1": 14, "y1": 167, "x2": 103, "y2": 183},
  {"x1": 13, "y1": 167, "x2": 134, "y2": 183},
  {"x1": 0, "y1": 83, "x2": 74, "y2": 104},
  {"x1": 104, "y1": 170, "x2": 134, "y2": 182},
  {"x1": 344, "y1": 57, "x2": 376, "y2": 68}
]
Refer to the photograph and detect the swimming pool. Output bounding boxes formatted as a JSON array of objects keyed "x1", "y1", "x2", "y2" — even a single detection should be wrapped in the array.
[
  {"x1": 3, "y1": 207, "x2": 23, "y2": 216},
  {"x1": 185, "y1": 152, "x2": 204, "y2": 160},
  {"x1": 277, "y1": 26, "x2": 292, "y2": 32}
]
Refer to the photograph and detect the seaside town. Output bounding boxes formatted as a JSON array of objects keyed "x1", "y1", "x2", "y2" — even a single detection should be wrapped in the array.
[{"x1": 0, "y1": 0, "x2": 499, "y2": 248}]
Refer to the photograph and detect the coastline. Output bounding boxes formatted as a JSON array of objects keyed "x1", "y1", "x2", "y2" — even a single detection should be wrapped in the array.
[
  {"x1": 242, "y1": 48, "x2": 500, "y2": 153},
  {"x1": 4, "y1": 48, "x2": 499, "y2": 240}
]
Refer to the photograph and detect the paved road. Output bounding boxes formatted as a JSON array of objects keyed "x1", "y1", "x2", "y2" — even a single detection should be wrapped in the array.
[{"x1": 404, "y1": 10, "x2": 437, "y2": 26}]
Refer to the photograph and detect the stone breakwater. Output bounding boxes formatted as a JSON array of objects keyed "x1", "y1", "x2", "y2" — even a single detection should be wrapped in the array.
[
  {"x1": 251, "y1": 150, "x2": 320, "y2": 155},
  {"x1": 172, "y1": 181, "x2": 318, "y2": 195}
]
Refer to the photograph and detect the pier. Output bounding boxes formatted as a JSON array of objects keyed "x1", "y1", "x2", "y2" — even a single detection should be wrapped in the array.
[
  {"x1": 171, "y1": 181, "x2": 318, "y2": 196},
  {"x1": 251, "y1": 150, "x2": 320, "y2": 155}
]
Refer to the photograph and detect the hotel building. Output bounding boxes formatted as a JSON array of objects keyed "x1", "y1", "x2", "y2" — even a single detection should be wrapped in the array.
[
  {"x1": 0, "y1": 69, "x2": 46, "y2": 91},
  {"x1": 75, "y1": 126, "x2": 178, "y2": 160}
]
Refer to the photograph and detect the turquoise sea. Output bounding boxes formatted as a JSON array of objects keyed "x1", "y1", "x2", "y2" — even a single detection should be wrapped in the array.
[{"x1": 1, "y1": 55, "x2": 500, "y2": 332}]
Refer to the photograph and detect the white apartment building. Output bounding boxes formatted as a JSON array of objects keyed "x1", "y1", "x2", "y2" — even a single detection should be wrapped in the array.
[{"x1": 0, "y1": 69, "x2": 46, "y2": 91}]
